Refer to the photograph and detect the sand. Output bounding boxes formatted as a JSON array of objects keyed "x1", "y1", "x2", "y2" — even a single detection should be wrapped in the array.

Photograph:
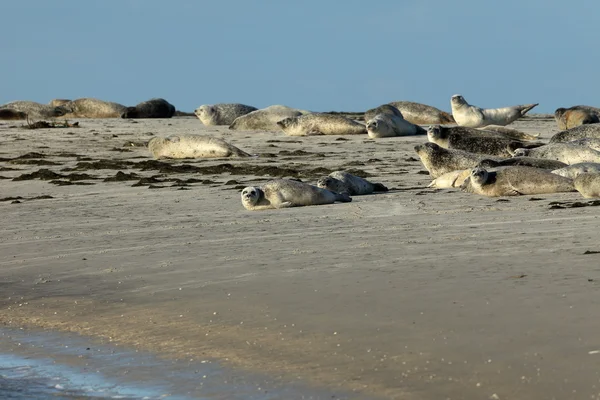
[{"x1": 1, "y1": 115, "x2": 599, "y2": 399}]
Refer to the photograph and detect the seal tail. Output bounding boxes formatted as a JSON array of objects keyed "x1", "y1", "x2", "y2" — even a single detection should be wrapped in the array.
[
  {"x1": 519, "y1": 103, "x2": 538, "y2": 116},
  {"x1": 415, "y1": 125, "x2": 428, "y2": 135},
  {"x1": 335, "y1": 192, "x2": 352, "y2": 203},
  {"x1": 372, "y1": 183, "x2": 389, "y2": 192}
]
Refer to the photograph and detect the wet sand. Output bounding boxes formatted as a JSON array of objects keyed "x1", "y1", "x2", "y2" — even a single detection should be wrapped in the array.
[{"x1": 1, "y1": 116, "x2": 599, "y2": 399}]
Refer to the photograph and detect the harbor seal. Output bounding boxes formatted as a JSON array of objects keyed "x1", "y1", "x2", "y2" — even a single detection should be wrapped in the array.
[
  {"x1": 48, "y1": 99, "x2": 71, "y2": 107},
  {"x1": 427, "y1": 125, "x2": 539, "y2": 147},
  {"x1": 427, "y1": 126, "x2": 542, "y2": 157},
  {"x1": 450, "y1": 94, "x2": 538, "y2": 128},
  {"x1": 148, "y1": 135, "x2": 252, "y2": 159},
  {"x1": 461, "y1": 166, "x2": 575, "y2": 197},
  {"x1": 241, "y1": 179, "x2": 352, "y2": 211},
  {"x1": 229, "y1": 105, "x2": 304, "y2": 131},
  {"x1": 364, "y1": 104, "x2": 403, "y2": 122},
  {"x1": 61, "y1": 98, "x2": 127, "y2": 118},
  {"x1": 121, "y1": 98, "x2": 176, "y2": 119},
  {"x1": 562, "y1": 138, "x2": 600, "y2": 151},
  {"x1": 388, "y1": 101, "x2": 455, "y2": 125},
  {"x1": 316, "y1": 171, "x2": 388, "y2": 195},
  {"x1": 555, "y1": 106, "x2": 600, "y2": 130},
  {"x1": 0, "y1": 109, "x2": 27, "y2": 120},
  {"x1": 194, "y1": 103, "x2": 257, "y2": 126},
  {"x1": 573, "y1": 173, "x2": 600, "y2": 198},
  {"x1": 414, "y1": 142, "x2": 494, "y2": 178},
  {"x1": 277, "y1": 113, "x2": 366, "y2": 136},
  {"x1": 478, "y1": 157, "x2": 568, "y2": 170},
  {"x1": 479, "y1": 125, "x2": 540, "y2": 141},
  {"x1": 428, "y1": 169, "x2": 472, "y2": 189},
  {"x1": 0, "y1": 101, "x2": 68, "y2": 119},
  {"x1": 512, "y1": 143, "x2": 600, "y2": 165},
  {"x1": 549, "y1": 124, "x2": 600, "y2": 143},
  {"x1": 366, "y1": 113, "x2": 426, "y2": 138},
  {"x1": 551, "y1": 163, "x2": 600, "y2": 179}
]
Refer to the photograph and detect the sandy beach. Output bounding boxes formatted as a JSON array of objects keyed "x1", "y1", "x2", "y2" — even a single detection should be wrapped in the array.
[{"x1": 1, "y1": 115, "x2": 599, "y2": 399}]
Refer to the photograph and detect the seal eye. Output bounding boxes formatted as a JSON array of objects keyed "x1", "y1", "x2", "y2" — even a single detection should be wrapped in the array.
[{"x1": 251, "y1": 191, "x2": 255, "y2": 196}]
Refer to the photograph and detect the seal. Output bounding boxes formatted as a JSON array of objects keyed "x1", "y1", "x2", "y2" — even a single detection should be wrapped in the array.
[
  {"x1": 562, "y1": 138, "x2": 600, "y2": 151},
  {"x1": 121, "y1": 98, "x2": 176, "y2": 119},
  {"x1": 61, "y1": 98, "x2": 127, "y2": 118},
  {"x1": 147, "y1": 135, "x2": 252, "y2": 159},
  {"x1": 549, "y1": 124, "x2": 600, "y2": 143},
  {"x1": 0, "y1": 101, "x2": 68, "y2": 119},
  {"x1": 316, "y1": 171, "x2": 388, "y2": 195},
  {"x1": 450, "y1": 94, "x2": 538, "y2": 128},
  {"x1": 427, "y1": 125, "x2": 539, "y2": 147},
  {"x1": 366, "y1": 113, "x2": 426, "y2": 138},
  {"x1": 574, "y1": 173, "x2": 600, "y2": 198},
  {"x1": 241, "y1": 179, "x2": 352, "y2": 211},
  {"x1": 427, "y1": 126, "x2": 542, "y2": 157},
  {"x1": 277, "y1": 113, "x2": 366, "y2": 136},
  {"x1": 461, "y1": 166, "x2": 575, "y2": 197},
  {"x1": 414, "y1": 142, "x2": 494, "y2": 178},
  {"x1": 229, "y1": 105, "x2": 305, "y2": 131},
  {"x1": 428, "y1": 169, "x2": 472, "y2": 189},
  {"x1": 194, "y1": 103, "x2": 257, "y2": 126},
  {"x1": 555, "y1": 106, "x2": 600, "y2": 130},
  {"x1": 479, "y1": 125, "x2": 540, "y2": 141},
  {"x1": 477, "y1": 157, "x2": 568, "y2": 170},
  {"x1": 551, "y1": 163, "x2": 600, "y2": 179},
  {"x1": 0, "y1": 109, "x2": 27, "y2": 120},
  {"x1": 364, "y1": 104, "x2": 403, "y2": 122},
  {"x1": 387, "y1": 101, "x2": 454, "y2": 125},
  {"x1": 512, "y1": 143, "x2": 600, "y2": 165},
  {"x1": 48, "y1": 99, "x2": 71, "y2": 107}
]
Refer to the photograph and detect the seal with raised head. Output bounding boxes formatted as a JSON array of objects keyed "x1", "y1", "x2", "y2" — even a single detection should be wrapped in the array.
[
  {"x1": 48, "y1": 99, "x2": 71, "y2": 107},
  {"x1": 121, "y1": 98, "x2": 176, "y2": 119},
  {"x1": 366, "y1": 114, "x2": 426, "y2": 138},
  {"x1": 512, "y1": 143, "x2": 600, "y2": 165},
  {"x1": 364, "y1": 104, "x2": 404, "y2": 122},
  {"x1": 555, "y1": 106, "x2": 600, "y2": 130},
  {"x1": 551, "y1": 163, "x2": 600, "y2": 179},
  {"x1": 61, "y1": 98, "x2": 127, "y2": 118},
  {"x1": 549, "y1": 123, "x2": 600, "y2": 143},
  {"x1": 277, "y1": 113, "x2": 366, "y2": 136},
  {"x1": 574, "y1": 173, "x2": 600, "y2": 198},
  {"x1": 148, "y1": 135, "x2": 252, "y2": 159},
  {"x1": 450, "y1": 94, "x2": 538, "y2": 128},
  {"x1": 414, "y1": 142, "x2": 494, "y2": 178},
  {"x1": 478, "y1": 157, "x2": 568, "y2": 170},
  {"x1": 427, "y1": 126, "x2": 542, "y2": 157},
  {"x1": 387, "y1": 101, "x2": 455, "y2": 125},
  {"x1": 194, "y1": 103, "x2": 257, "y2": 126},
  {"x1": 0, "y1": 101, "x2": 68, "y2": 119},
  {"x1": 316, "y1": 171, "x2": 388, "y2": 195},
  {"x1": 461, "y1": 166, "x2": 575, "y2": 197},
  {"x1": 229, "y1": 105, "x2": 305, "y2": 131},
  {"x1": 241, "y1": 179, "x2": 352, "y2": 211},
  {"x1": 428, "y1": 169, "x2": 472, "y2": 189}
]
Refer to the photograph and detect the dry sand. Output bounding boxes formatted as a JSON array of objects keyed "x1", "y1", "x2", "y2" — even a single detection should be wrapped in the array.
[{"x1": 1, "y1": 116, "x2": 599, "y2": 399}]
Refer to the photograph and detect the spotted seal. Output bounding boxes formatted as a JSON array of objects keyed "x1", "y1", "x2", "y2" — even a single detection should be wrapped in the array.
[
  {"x1": 551, "y1": 163, "x2": 600, "y2": 179},
  {"x1": 229, "y1": 105, "x2": 305, "y2": 131},
  {"x1": 316, "y1": 171, "x2": 388, "y2": 195},
  {"x1": 61, "y1": 98, "x2": 127, "y2": 118},
  {"x1": 512, "y1": 143, "x2": 600, "y2": 165},
  {"x1": 277, "y1": 113, "x2": 366, "y2": 136},
  {"x1": 414, "y1": 142, "x2": 494, "y2": 178},
  {"x1": 195, "y1": 103, "x2": 257, "y2": 126},
  {"x1": 549, "y1": 124, "x2": 600, "y2": 143},
  {"x1": 477, "y1": 157, "x2": 568, "y2": 170},
  {"x1": 387, "y1": 101, "x2": 455, "y2": 125}
]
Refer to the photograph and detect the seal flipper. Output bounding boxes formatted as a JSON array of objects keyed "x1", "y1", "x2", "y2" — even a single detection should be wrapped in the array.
[
  {"x1": 372, "y1": 183, "x2": 389, "y2": 192},
  {"x1": 335, "y1": 192, "x2": 352, "y2": 203}
]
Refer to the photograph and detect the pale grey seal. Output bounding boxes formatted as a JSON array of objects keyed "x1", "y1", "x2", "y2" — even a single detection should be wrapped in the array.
[
  {"x1": 241, "y1": 179, "x2": 351, "y2": 211},
  {"x1": 195, "y1": 103, "x2": 257, "y2": 126},
  {"x1": 414, "y1": 142, "x2": 494, "y2": 178},
  {"x1": 316, "y1": 171, "x2": 388, "y2": 195},
  {"x1": 512, "y1": 143, "x2": 600, "y2": 165},
  {"x1": 428, "y1": 169, "x2": 472, "y2": 189},
  {"x1": 277, "y1": 113, "x2": 366, "y2": 136},
  {"x1": 121, "y1": 98, "x2": 176, "y2": 119},
  {"x1": 551, "y1": 163, "x2": 600, "y2": 179},
  {"x1": 574, "y1": 173, "x2": 600, "y2": 198},
  {"x1": 364, "y1": 104, "x2": 403, "y2": 122},
  {"x1": 229, "y1": 105, "x2": 304, "y2": 131},
  {"x1": 148, "y1": 135, "x2": 252, "y2": 159},
  {"x1": 0, "y1": 101, "x2": 68, "y2": 119},
  {"x1": 388, "y1": 101, "x2": 455, "y2": 125},
  {"x1": 366, "y1": 113, "x2": 426, "y2": 138},
  {"x1": 450, "y1": 94, "x2": 538, "y2": 128}
]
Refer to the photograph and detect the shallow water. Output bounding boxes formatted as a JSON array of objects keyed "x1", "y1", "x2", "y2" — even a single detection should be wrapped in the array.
[{"x1": 0, "y1": 327, "x2": 357, "y2": 400}]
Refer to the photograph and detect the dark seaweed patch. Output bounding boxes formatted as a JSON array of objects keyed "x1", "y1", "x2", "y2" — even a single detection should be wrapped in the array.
[
  {"x1": 13, "y1": 169, "x2": 96, "y2": 181},
  {"x1": 103, "y1": 171, "x2": 139, "y2": 182},
  {"x1": 65, "y1": 160, "x2": 135, "y2": 171},
  {"x1": 549, "y1": 200, "x2": 600, "y2": 209},
  {"x1": 9, "y1": 159, "x2": 59, "y2": 166}
]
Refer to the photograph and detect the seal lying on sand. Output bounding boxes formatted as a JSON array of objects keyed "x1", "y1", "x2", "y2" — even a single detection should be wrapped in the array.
[
  {"x1": 277, "y1": 113, "x2": 366, "y2": 136},
  {"x1": 229, "y1": 105, "x2": 305, "y2": 131},
  {"x1": 461, "y1": 166, "x2": 575, "y2": 197},
  {"x1": 479, "y1": 125, "x2": 540, "y2": 141},
  {"x1": 148, "y1": 135, "x2": 252, "y2": 159},
  {"x1": 428, "y1": 169, "x2": 472, "y2": 188},
  {"x1": 195, "y1": 103, "x2": 257, "y2": 126},
  {"x1": 316, "y1": 171, "x2": 388, "y2": 195},
  {"x1": 0, "y1": 109, "x2": 27, "y2": 120},
  {"x1": 427, "y1": 126, "x2": 542, "y2": 157},
  {"x1": 366, "y1": 113, "x2": 426, "y2": 138},
  {"x1": 414, "y1": 142, "x2": 493, "y2": 178},
  {"x1": 121, "y1": 98, "x2": 176, "y2": 119},
  {"x1": 388, "y1": 101, "x2": 455, "y2": 125},
  {"x1": 549, "y1": 124, "x2": 600, "y2": 143},
  {"x1": 241, "y1": 179, "x2": 351, "y2": 211},
  {"x1": 551, "y1": 163, "x2": 600, "y2": 179},
  {"x1": 512, "y1": 143, "x2": 600, "y2": 165},
  {"x1": 450, "y1": 94, "x2": 538, "y2": 128},
  {"x1": 364, "y1": 104, "x2": 404, "y2": 122},
  {"x1": 428, "y1": 125, "x2": 539, "y2": 145},
  {"x1": 0, "y1": 101, "x2": 68, "y2": 119},
  {"x1": 62, "y1": 98, "x2": 127, "y2": 118},
  {"x1": 478, "y1": 157, "x2": 567, "y2": 170},
  {"x1": 574, "y1": 173, "x2": 600, "y2": 198},
  {"x1": 555, "y1": 106, "x2": 600, "y2": 130}
]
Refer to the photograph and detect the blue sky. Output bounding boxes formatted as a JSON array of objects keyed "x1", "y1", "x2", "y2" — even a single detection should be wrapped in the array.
[{"x1": 1, "y1": 0, "x2": 598, "y2": 113}]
